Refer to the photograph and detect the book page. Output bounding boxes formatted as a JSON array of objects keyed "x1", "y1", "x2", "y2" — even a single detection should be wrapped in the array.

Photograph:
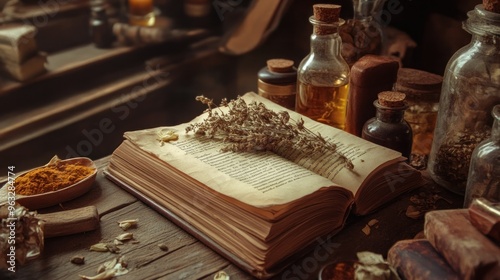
[
  {"x1": 240, "y1": 93, "x2": 404, "y2": 194},
  {"x1": 124, "y1": 128, "x2": 338, "y2": 208}
]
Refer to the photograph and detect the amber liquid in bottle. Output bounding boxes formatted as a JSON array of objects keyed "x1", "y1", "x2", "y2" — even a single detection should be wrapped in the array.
[{"x1": 296, "y1": 81, "x2": 349, "y2": 130}]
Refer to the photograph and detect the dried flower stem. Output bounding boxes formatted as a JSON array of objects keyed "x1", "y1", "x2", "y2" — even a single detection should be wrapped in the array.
[{"x1": 186, "y1": 96, "x2": 353, "y2": 169}]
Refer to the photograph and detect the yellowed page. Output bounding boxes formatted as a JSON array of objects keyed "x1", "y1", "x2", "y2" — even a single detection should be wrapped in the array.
[
  {"x1": 124, "y1": 128, "x2": 335, "y2": 208},
  {"x1": 124, "y1": 92, "x2": 403, "y2": 207},
  {"x1": 240, "y1": 93, "x2": 404, "y2": 194}
]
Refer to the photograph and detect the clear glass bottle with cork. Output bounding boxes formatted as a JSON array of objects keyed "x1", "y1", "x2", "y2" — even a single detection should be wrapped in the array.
[
  {"x1": 464, "y1": 105, "x2": 500, "y2": 207},
  {"x1": 394, "y1": 68, "x2": 443, "y2": 170},
  {"x1": 362, "y1": 91, "x2": 413, "y2": 159},
  {"x1": 296, "y1": 4, "x2": 350, "y2": 130},
  {"x1": 257, "y1": 59, "x2": 297, "y2": 111},
  {"x1": 427, "y1": 1, "x2": 500, "y2": 194}
]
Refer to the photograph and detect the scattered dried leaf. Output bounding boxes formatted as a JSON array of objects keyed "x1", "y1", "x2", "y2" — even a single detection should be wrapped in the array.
[
  {"x1": 367, "y1": 219, "x2": 379, "y2": 227},
  {"x1": 406, "y1": 190, "x2": 453, "y2": 219},
  {"x1": 70, "y1": 255, "x2": 85, "y2": 265},
  {"x1": 158, "y1": 243, "x2": 169, "y2": 251},
  {"x1": 90, "y1": 243, "x2": 109, "y2": 252},
  {"x1": 114, "y1": 239, "x2": 124, "y2": 246},
  {"x1": 214, "y1": 270, "x2": 230, "y2": 280},
  {"x1": 115, "y1": 233, "x2": 134, "y2": 241},
  {"x1": 106, "y1": 243, "x2": 121, "y2": 254},
  {"x1": 117, "y1": 219, "x2": 139, "y2": 231},
  {"x1": 80, "y1": 269, "x2": 116, "y2": 280},
  {"x1": 405, "y1": 205, "x2": 422, "y2": 219},
  {"x1": 362, "y1": 225, "x2": 371, "y2": 236},
  {"x1": 157, "y1": 130, "x2": 179, "y2": 146},
  {"x1": 86, "y1": 256, "x2": 129, "y2": 279},
  {"x1": 96, "y1": 264, "x2": 106, "y2": 274},
  {"x1": 103, "y1": 258, "x2": 117, "y2": 270}
]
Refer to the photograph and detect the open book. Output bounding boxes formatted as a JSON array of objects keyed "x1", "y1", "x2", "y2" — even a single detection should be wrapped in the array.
[{"x1": 105, "y1": 92, "x2": 423, "y2": 279}]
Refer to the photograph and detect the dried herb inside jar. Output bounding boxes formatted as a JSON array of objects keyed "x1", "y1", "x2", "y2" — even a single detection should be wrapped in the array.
[{"x1": 432, "y1": 130, "x2": 491, "y2": 192}]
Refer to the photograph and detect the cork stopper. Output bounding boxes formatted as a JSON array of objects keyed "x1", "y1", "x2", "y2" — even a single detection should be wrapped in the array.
[
  {"x1": 483, "y1": 0, "x2": 500, "y2": 13},
  {"x1": 378, "y1": 91, "x2": 406, "y2": 107},
  {"x1": 313, "y1": 4, "x2": 341, "y2": 22},
  {"x1": 312, "y1": 4, "x2": 341, "y2": 35},
  {"x1": 267, "y1": 59, "x2": 294, "y2": 73}
]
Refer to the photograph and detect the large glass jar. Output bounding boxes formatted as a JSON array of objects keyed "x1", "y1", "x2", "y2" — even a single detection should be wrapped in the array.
[
  {"x1": 339, "y1": 0, "x2": 385, "y2": 67},
  {"x1": 296, "y1": 4, "x2": 351, "y2": 130},
  {"x1": 464, "y1": 105, "x2": 500, "y2": 207},
  {"x1": 428, "y1": 4, "x2": 500, "y2": 195}
]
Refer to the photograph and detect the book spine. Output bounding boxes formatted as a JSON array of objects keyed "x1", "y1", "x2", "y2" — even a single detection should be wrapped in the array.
[
  {"x1": 387, "y1": 239, "x2": 459, "y2": 280},
  {"x1": 424, "y1": 209, "x2": 500, "y2": 279}
]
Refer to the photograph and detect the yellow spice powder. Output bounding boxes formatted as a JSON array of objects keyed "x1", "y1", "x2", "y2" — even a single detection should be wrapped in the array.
[{"x1": 15, "y1": 163, "x2": 95, "y2": 195}]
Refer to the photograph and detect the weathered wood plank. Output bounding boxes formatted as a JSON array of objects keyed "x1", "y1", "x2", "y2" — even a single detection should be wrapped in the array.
[{"x1": 15, "y1": 198, "x2": 250, "y2": 280}]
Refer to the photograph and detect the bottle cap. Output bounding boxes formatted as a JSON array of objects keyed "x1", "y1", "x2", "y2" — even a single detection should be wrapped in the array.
[
  {"x1": 313, "y1": 4, "x2": 341, "y2": 23},
  {"x1": 378, "y1": 91, "x2": 406, "y2": 107},
  {"x1": 312, "y1": 4, "x2": 341, "y2": 35},
  {"x1": 267, "y1": 59, "x2": 294, "y2": 73}
]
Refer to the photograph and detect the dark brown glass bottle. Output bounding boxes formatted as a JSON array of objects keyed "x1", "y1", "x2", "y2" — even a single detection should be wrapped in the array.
[
  {"x1": 362, "y1": 91, "x2": 413, "y2": 159},
  {"x1": 90, "y1": 6, "x2": 113, "y2": 48}
]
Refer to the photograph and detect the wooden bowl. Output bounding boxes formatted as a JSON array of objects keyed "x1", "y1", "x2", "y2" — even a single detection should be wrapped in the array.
[{"x1": 0, "y1": 157, "x2": 97, "y2": 210}]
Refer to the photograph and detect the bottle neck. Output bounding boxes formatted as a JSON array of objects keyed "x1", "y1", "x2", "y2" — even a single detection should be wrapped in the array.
[
  {"x1": 309, "y1": 33, "x2": 343, "y2": 57},
  {"x1": 374, "y1": 101, "x2": 407, "y2": 123},
  {"x1": 464, "y1": 5, "x2": 500, "y2": 40},
  {"x1": 309, "y1": 16, "x2": 344, "y2": 58}
]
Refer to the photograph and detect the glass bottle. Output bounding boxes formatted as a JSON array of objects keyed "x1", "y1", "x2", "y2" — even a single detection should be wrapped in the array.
[
  {"x1": 464, "y1": 105, "x2": 500, "y2": 207},
  {"x1": 296, "y1": 4, "x2": 350, "y2": 130},
  {"x1": 90, "y1": 5, "x2": 113, "y2": 48},
  {"x1": 258, "y1": 58, "x2": 297, "y2": 111},
  {"x1": 339, "y1": 0, "x2": 385, "y2": 67},
  {"x1": 394, "y1": 68, "x2": 443, "y2": 170},
  {"x1": 362, "y1": 91, "x2": 413, "y2": 159},
  {"x1": 427, "y1": 4, "x2": 500, "y2": 195}
]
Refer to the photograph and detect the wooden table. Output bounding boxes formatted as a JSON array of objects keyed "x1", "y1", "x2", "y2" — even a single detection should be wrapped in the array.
[{"x1": 10, "y1": 157, "x2": 462, "y2": 280}]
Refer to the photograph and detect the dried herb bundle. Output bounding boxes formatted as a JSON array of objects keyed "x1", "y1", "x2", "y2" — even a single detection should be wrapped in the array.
[{"x1": 186, "y1": 96, "x2": 353, "y2": 169}]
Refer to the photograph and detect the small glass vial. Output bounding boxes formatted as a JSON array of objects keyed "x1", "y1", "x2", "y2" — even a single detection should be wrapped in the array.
[
  {"x1": 258, "y1": 59, "x2": 297, "y2": 111},
  {"x1": 90, "y1": 6, "x2": 113, "y2": 48},
  {"x1": 362, "y1": 91, "x2": 413, "y2": 159},
  {"x1": 464, "y1": 105, "x2": 500, "y2": 207},
  {"x1": 427, "y1": 3, "x2": 500, "y2": 194},
  {"x1": 296, "y1": 4, "x2": 350, "y2": 130},
  {"x1": 394, "y1": 68, "x2": 442, "y2": 170}
]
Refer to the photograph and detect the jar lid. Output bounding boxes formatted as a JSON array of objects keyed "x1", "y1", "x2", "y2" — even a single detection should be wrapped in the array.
[
  {"x1": 396, "y1": 68, "x2": 443, "y2": 91},
  {"x1": 267, "y1": 59, "x2": 294, "y2": 73},
  {"x1": 258, "y1": 58, "x2": 297, "y2": 85}
]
